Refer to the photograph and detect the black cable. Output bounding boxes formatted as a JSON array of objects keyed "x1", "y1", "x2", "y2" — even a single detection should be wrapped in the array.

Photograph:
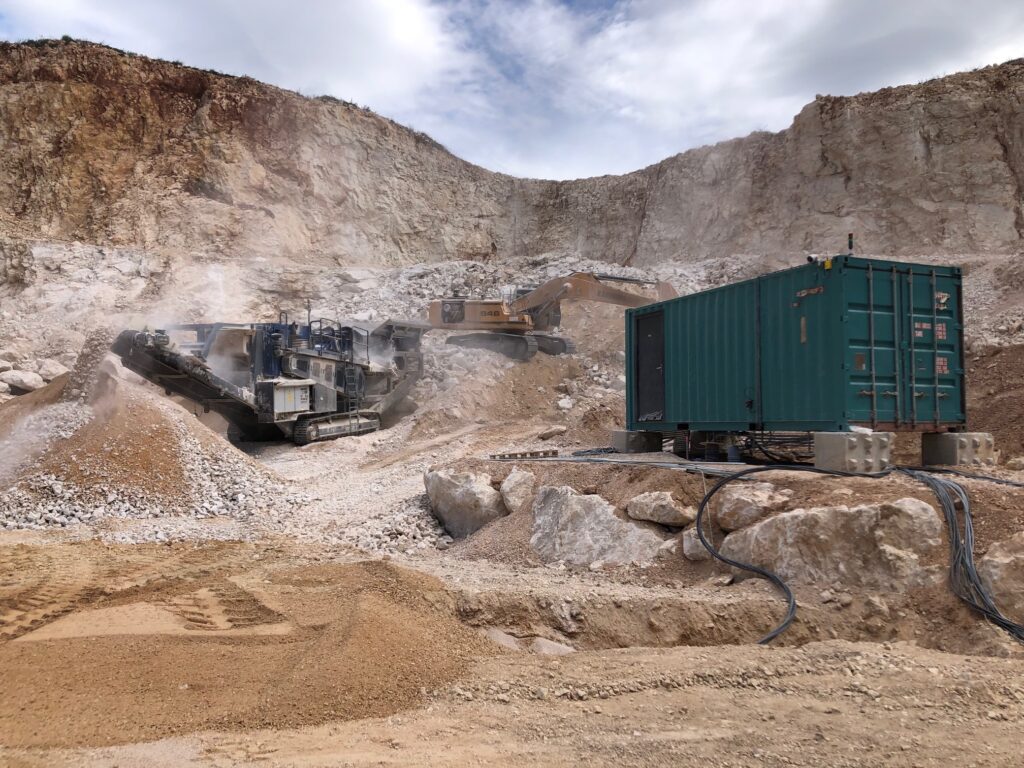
[
  {"x1": 693, "y1": 464, "x2": 891, "y2": 644},
  {"x1": 898, "y1": 465, "x2": 1024, "y2": 489},
  {"x1": 899, "y1": 468, "x2": 1024, "y2": 643}
]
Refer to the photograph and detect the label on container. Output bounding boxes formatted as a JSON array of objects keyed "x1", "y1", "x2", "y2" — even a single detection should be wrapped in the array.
[{"x1": 913, "y1": 321, "x2": 947, "y2": 340}]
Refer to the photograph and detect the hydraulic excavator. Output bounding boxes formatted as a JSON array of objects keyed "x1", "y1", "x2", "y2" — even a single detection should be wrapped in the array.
[{"x1": 427, "y1": 272, "x2": 677, "y2": 361}]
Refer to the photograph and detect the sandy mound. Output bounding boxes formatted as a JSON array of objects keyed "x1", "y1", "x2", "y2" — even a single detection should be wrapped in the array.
[
  {"x1": 0, "y1": 543, "x2": 496, "y2": 748},
  {"x1": 0, "y1": 358, "x2": 301, "y2": 532}
]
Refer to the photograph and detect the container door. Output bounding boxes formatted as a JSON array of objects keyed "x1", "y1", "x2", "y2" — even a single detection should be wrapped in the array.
[
  {"x1": 846, "y1": 263, "x2": 905, "y2": 428},
  {"x1": 634, "y1": 311, "x2": 665, "y2": 422},
  {"x1": 901, "y1": 268, "x2": 963, "y2": 428}
]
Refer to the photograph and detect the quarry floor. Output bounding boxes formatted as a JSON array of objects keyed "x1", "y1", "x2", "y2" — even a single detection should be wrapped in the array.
[
  {"x1": 3, "y1": 306, "x2": 1024, "y2": 765},
  {"x1": 0, "y1": 532, "x2": 1022, "y2": 767}
]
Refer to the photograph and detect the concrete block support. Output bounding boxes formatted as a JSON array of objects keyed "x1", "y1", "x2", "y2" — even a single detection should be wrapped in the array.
[
  {"x1": 610, "y1": 429, "x2": 663, "y2": 454},
  {"x1": 814, "y1": 432, "x2": 895, "y2": 473},
  {"x1": 921, "y1": 432, "x2": 996, "y2": 467}
]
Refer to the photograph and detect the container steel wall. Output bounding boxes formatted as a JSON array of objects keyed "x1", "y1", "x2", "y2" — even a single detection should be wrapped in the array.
[
  {"x1": 757, "y1": 262, "x2": 846, "y2": 431},
  {"x1": 626, "y1": 256, "x2": 965, "y2": 433}
]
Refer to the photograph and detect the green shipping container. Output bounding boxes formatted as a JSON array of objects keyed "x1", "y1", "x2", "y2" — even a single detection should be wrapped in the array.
[{"x1": 625, "y1": 256, "x2": 965, "y2": 434}]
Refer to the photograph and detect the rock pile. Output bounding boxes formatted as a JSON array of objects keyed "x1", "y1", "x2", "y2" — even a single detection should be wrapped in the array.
[
  {"x1": 340, "y1": 494, "x2": 451, "y2": 555},
  {"x1": 0, "y1": 374, "x2": 309, "y2": 538}
]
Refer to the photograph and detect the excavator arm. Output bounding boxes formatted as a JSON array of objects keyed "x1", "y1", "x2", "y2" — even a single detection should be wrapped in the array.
[{"x1": 509, "y1": 272, "x2": 676, "y2": 317}]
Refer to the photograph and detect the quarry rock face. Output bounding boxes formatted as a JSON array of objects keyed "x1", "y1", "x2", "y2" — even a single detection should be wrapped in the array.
[
  {"x1": 712, "y1": 482, "x2": 794, "y2": 532},
  {"x1": 424, "y1": 469, "x2": 508, "y2": 539},
  {"x1": 530, "y1": 485, "x2": 669, "y2": 566},
  {"x1": 499, "y1": 468, "x2": 536, "y2": 516},
  {"x1": 0, "y1": 39, "x2": 1021, "y2": 273},
  {"x1": 979, "y1": 532, "x2": 1024, "y2": 623},
  {"x1": 719, "y1": 498, "x2": 943, "y2": 588},
  {"x1": 626, "y1": 491, "x2": 696, "y2": 527}
]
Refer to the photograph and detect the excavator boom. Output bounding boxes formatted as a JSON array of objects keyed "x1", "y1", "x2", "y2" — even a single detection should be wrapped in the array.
[{"x1": 509, "y1": 272, "x2": 676, "y2": 316}]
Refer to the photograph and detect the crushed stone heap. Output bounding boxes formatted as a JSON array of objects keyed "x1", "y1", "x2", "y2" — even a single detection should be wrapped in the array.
[{"x1": 0, "y1": 359, "x2": 307, "y2": 534}]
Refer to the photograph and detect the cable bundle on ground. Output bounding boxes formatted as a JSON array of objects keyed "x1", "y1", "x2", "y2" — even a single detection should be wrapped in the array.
[{"x1": 901, "y1": 468, "x2": 1024, "y2": 644}]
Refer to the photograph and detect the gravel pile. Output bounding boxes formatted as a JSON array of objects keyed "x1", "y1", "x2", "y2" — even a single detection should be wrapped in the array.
[
  {"x1": 0, "y1": 382, "x2": 311, "y2": 536},
  {"x1": 341, "y1": 494, "x2": 452, "y2": 555},
  {"x1": 0, "y1": 402, "x2": 94, "y2": 483}
]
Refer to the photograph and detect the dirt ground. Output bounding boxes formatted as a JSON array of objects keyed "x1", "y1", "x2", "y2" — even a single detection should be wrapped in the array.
[
  {"x1": 0, "y1": 540, "x2": 1022, "y2": 767},
  {"x1": 0, "y1": 541, "x2": 494, "y2": 749}
]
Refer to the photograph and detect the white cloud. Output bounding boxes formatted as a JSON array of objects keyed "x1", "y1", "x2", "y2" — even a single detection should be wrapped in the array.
[{"x1": 1, "y1": 0, "x2": 1022, "y2": 179}]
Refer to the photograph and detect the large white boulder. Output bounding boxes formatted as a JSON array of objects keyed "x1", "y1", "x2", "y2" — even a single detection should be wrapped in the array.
[
  {"x1": 530, "y1": 485, "x2": 669, "y2": 567},
  {"x1": 712, "y1": 481, "x2": 793, "y2": 531},
  {"x1": 719, "y1": 498, "x2": 942, "y2": 588},
  {"x1": 0, "y1": 359, "x2": 12, "y2": 373},
  {"x1": 979, "y1": 532, "x2": 1024, "y2": 624},
  {"x1": 36, "y1": 358, "x2": 70, "y2": 382},
  {"x1": 499, "y1": 467, "x2": 536, "y2": 516},
  {"x1": 424, "y1": 469, "x2": 508, "y2": 538},
  {"x1": 626, "y1": 491, "x2": 696, "y2": 527},
  {"x1": 681, "y1": 526, "x2": 712, "y2": 561},
  {"x1": 0, "y1": 369, "x2": 45, "y2": 393}
]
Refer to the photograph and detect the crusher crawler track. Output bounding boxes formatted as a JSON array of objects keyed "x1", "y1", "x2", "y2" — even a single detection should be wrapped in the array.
[{"x1": 292, "y1": 412, "x2": 381, "y2": 445}]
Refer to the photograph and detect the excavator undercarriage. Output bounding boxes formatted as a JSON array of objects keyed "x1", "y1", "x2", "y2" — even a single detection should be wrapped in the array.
[{"x1": 444, "y1": 332, "x2": 576, "y2": 361}]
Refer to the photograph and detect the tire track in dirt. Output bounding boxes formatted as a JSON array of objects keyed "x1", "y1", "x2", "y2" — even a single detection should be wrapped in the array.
[
  {"x1": 0, "y1": 546, "x2": 98, "y2": 641},
  {"x1": 0, "y1": 542, "x2": 261, "y2": 642},
  {"x1": 160, "y1": 581, "x2": 284, "y2": 631}
]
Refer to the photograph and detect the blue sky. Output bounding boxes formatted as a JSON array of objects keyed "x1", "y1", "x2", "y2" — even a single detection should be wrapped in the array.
[{"x1": 1, "y1": 0, "x2": 1022, "y2": 179}]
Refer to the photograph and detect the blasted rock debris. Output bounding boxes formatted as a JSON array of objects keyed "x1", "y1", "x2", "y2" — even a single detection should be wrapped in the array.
[
  {"x1": 626, "y1": 491, "x2": 696, "y2": 527},
  {"x1": 424, "y1": 469, "x2": 509, "y2": 539}
]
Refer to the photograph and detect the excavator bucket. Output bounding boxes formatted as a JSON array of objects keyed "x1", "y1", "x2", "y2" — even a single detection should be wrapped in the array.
[{"x1": 655, "y1": 282, "x2": 678, "y2": 301}]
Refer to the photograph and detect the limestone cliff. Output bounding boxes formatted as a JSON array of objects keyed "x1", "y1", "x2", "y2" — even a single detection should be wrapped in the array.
[{"x1": 1, "y1": 39, "x2": 1022, "y2": 266}]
